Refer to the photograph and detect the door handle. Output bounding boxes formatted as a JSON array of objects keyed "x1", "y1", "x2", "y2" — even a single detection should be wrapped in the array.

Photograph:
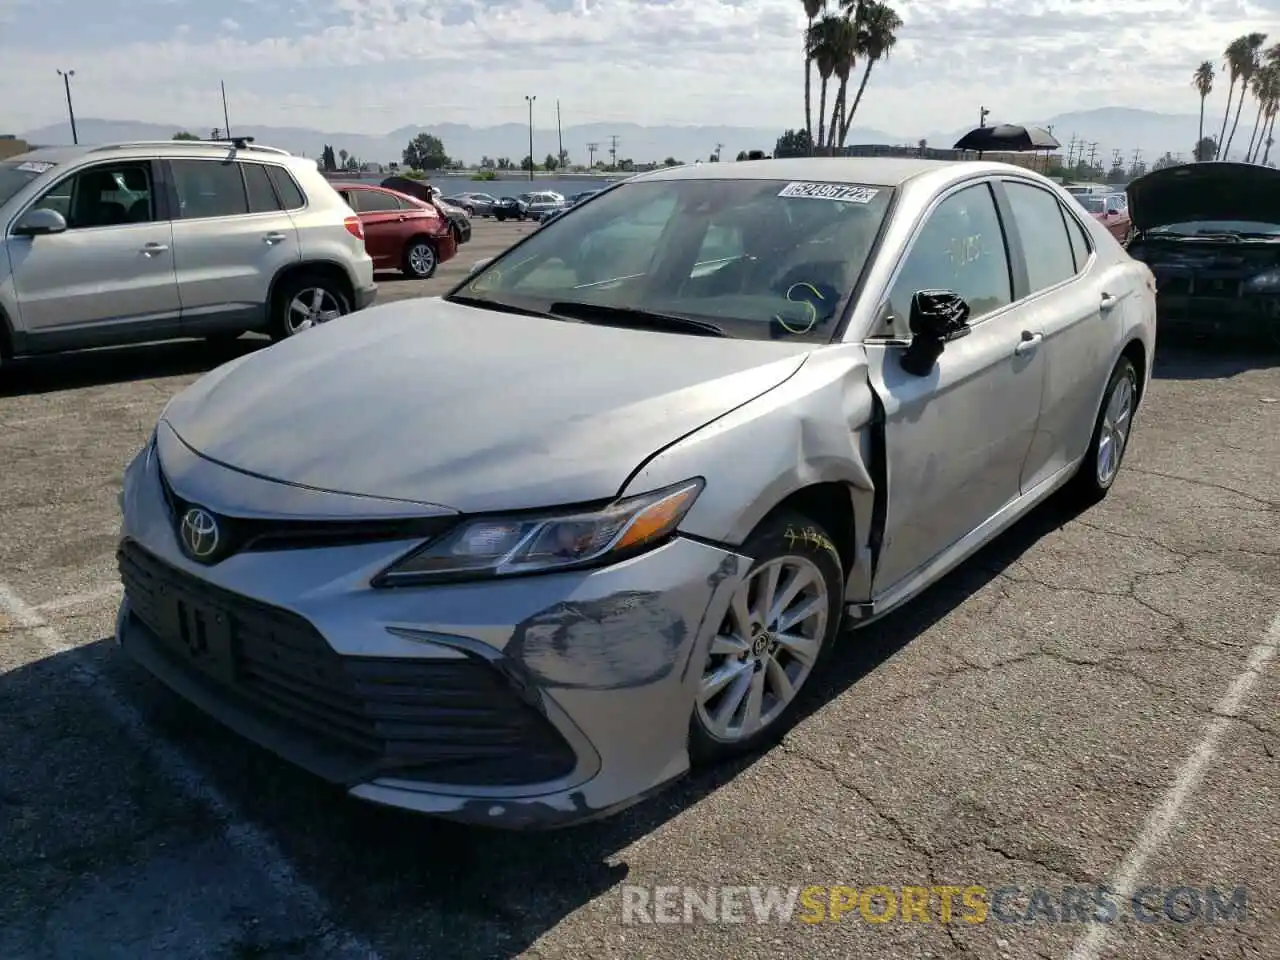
[
  {"x1": 263, "y1": 232, "x2": 288, "y2": 244},
  {"x1": 1100, "y1": 292, "x2": 1119, "y2": 310},
  {"x1": 140, "y1": 243, "x2": 168, "y2": 256},
  {"x1": 1014, "y1": 331, "x2": 1043, "y2": 356}
]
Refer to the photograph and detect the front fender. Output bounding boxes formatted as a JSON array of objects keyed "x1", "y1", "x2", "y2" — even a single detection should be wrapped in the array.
[{"x1": 622, "y1": 344, "x2": 878, "y2": 592}]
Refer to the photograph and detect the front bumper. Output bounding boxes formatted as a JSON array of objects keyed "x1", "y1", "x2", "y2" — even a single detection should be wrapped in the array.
[{"x1": 115, "y1": 438, "x2": 748, "y2": 829}]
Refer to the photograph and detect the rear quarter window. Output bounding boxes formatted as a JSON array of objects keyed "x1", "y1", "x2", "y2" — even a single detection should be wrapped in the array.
[{"x1": 266, "y1": 166, "x2": 306, "y2": 210}]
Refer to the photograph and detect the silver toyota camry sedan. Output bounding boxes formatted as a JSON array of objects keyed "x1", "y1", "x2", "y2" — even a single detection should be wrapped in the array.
[{"x1": 116, "y1": 158, "x2": 1157, "y2": 829}]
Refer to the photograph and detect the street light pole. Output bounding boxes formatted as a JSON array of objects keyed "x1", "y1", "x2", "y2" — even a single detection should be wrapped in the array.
[
  {"x1": 57, "y1": 69, "x2": 78, "y2": 144},
  {"x1": 525, "y1": 95, "x2": 536, "y2": 181}
]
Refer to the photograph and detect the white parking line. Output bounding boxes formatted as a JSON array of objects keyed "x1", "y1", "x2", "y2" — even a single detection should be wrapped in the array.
[
  {"x1": 0, "y1": 580, "x2": 383, "y2": 960},
  {"x1": 35, "y1": 583, "x2": 124, "y2": 614},
  {"x1": 1067, "y1": 611, "x2": 1280, "y2": 960}
]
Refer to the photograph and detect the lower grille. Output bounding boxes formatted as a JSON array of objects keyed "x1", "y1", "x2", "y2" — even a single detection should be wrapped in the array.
[{"x1": 117, "y1": 540, "x2": 578, "y2": 787}]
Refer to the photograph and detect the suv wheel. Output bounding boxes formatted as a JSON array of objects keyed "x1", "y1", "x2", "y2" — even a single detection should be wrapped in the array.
[
  {"x1": 272, "y1": 274, "x2": 350, "y2": 340},
  {"x1": 403, "y1": 240, "x2": 437, "y2": 279}
]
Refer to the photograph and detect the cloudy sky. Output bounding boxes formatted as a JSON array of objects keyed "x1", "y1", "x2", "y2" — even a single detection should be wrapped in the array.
[{"x1": 1, "y1": 0, "x2": 1275, "y2": 135}]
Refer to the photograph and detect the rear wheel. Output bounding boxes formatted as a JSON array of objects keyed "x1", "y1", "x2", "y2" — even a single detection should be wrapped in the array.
[
  {"x1": 402, "y1": 239, "x2": 438, "y2": 279},
  {"x1": 1065, "y1": 356, "x2": 1138, "y2": 505},
  {"x1": 271, "y1": 273, "x2": 350, "y2": 341},
  {"x1": 689, "y1": 511, "x2": 844, "y2": 765},
  {"x1": 495, "y1": 211, "x2": 507, "y2": 222}
]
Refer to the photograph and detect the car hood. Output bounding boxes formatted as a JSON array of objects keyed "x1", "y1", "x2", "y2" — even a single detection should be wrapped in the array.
[
  {"x1": 160, "y1": 299, "x2": 812, "y2": 514},
  {"x1": 1125, "y1": 162, "x2": 1280, "y2": 231}
]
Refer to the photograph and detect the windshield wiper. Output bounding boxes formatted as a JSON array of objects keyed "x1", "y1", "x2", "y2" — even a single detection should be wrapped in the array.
[
  {"x1": 446, "y1": 293, "x2": 551, "y2": 318},
  {"x1": 548, "y1": 301, "x2": 727, "y2": 337}
]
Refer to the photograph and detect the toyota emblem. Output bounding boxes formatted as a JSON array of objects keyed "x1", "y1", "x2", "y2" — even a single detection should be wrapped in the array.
[{"x1": 180, "y1": 507, "x2": 221, "y2": 560}]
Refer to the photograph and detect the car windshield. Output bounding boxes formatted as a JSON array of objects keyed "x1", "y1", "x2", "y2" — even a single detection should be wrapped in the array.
[
  {"x1": 1148, "y1": 219, "x2": 1280, "y2": 237},
  {"x1": 450, "y1": 177, "x2": 893, "y2": 342},
  {"x1": 0, "y1": 159, "x2": 54, "y2": 207}
]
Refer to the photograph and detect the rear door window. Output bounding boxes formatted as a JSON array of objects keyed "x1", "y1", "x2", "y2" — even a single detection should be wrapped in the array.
[
  {"x1": 170, "y1": 159, "x2": 249, "y2": 219},
  {"x1": 266, "y1": 166, "x2": 306, "y2": 209},
  {"x1": 352, "y1": 190, "x2": 401, "y2": 213},
  {"x1": 1063, "y1": 207, "x2": 1093, "y2": 273},
  {"x1": 1003, "y1": 181, "x2": 1077, "y2": 294},
  {"x1": 242, "y1": 163, "x2": 282, "y2": 213}
]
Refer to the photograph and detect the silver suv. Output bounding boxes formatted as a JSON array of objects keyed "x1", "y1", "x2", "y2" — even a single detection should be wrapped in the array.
[{"x1": 0, "y1": 138, "x2": 377, "y2": 363}]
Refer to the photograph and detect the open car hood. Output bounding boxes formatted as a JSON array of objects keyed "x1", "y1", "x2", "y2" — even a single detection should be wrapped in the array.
[{"x1": 1125, "y1": 162, "x2": 1280, "y2": 232}]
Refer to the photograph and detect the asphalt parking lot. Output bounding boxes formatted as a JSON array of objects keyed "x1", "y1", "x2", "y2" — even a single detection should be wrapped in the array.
[{"x1": 0, "y1": 218, "x2": 1276, "y2": 960}]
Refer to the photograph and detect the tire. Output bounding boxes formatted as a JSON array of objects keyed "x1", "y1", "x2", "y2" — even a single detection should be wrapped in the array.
[
  {"x1": 402, "y1": 238, "x2": 438, "y2": 279},
  {"x1": 1065, "y1": 356, "x2": 1139, "y2": 506},
  {"x1": 495, "y1": 211, "x2": 506, "y2": 222},
  {"x1": 270, "y1": 273, "x2": 350, "y2": 341},
  {"x1": 688, "y1": 510, "x2": 844, "y2": 766}
]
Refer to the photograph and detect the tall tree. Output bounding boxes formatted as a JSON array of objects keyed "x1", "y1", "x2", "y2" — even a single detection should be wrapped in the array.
[
  {"x1": 1223, "y1": 32, "x2": 1267, "y2": 158},
  {"x1": 1263, "y1": 44, "x2": 1280, "y2": 165},
  {"x1": 824, "y1": 0, "x2": 862, "y2": 153},
  {"x1": 1192, "y1": 61, "x2": 1215, "y2": 161},
  {"x1": 838, "y1": 1, "x2": 903, "y2": 148},
  {"x1": 1217, "y1": 36, "x2": 1251, "y2": 158},
  {"x1": 807, "y1": 14, "x2": 849, "y2": 150},
  {"x1": 801, "y1": 0, "x2": 826, "y2": 154},
  {"x1": 1245, "y1": 63, "x2": 1278, "y2": 161}
]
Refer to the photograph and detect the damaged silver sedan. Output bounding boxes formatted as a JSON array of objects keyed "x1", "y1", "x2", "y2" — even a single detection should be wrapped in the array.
[{"x1": 115, "y1": 158, "x2": 1157, "y2": 829}]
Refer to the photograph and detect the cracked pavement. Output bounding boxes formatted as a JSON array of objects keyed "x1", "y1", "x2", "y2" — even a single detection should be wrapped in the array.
[{"x1": 0, "y1": 256, "x2": 1276, "y2": 960}]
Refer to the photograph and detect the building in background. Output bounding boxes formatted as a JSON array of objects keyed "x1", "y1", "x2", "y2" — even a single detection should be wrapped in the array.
[{"x1": 0, "y1": 136, "x2": 32, "y2": 159}]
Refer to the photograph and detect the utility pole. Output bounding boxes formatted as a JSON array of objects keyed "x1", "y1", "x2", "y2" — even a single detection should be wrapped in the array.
[
  {"x1": 609, "y1": 134, "x2": 619, "y2": 170},
  {"x1": 211, "y1": 128, "x2": 221, "y2": 140},
  {"x1": 221, "y1": 80, "x2": 232, "y2": 139},
  {"x1": 1086, "y1": 142, "x2": 1099, "y2": 171},
  {"x1": 1110, "y1": 148, "x2": 1122, "y2": 170},
  {"x1": 57, "y1": 69, "x2": 78, "y2": 144},
  {"x1": 556, "y1": 99, "x2": 564, "y2": 167},
  {"x1": 1064, "y1": 135, "x2": 1077, "y2": 167},
  {"x1": 1130, "y1": 147, "x2": 1142, "y2": 172},
  {"x1": 979, "y1": 105, "x2": 990, "y2": 128},
  {"x1": 713, "y1": 142, "x2": 723, "y2": 161},
  {"x1": 524, "y1": 95, "x2": 536, "y2": 181},
  {"x1": 587, "y1": 142, "x2": 599, "y2": 168}
]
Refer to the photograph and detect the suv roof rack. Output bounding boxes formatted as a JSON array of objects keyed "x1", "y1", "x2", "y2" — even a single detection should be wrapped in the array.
[{"x1": 90, "y1": 138, "x2": 291, "y2": 156}]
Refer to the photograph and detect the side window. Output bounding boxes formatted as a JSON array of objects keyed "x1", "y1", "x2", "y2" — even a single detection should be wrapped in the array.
[
  {"x1": 242, "y1": 163, "x2": 281, "y2": 214},
  {"x1": 1063, "y1": 205, "x2": 1092, "y2": 273},
  {"x1": 170, "y1": 159, "x2": 249, "y2": 219},
  {"x1": 1003, "y1": 181, "x2": 1076, "y2": 293},
  {"x1": 884, "y1": 182, "x2": 1012, "y2": 335},
  {"x1": 266, "y1": 166, "x2": 306, "y2": 209},
  {"x1": 32, "y1": 162, "x2": 154, "y2": 229},
  {"x1": 353, "y1": 190, "x2": 400, "y2": 213}
]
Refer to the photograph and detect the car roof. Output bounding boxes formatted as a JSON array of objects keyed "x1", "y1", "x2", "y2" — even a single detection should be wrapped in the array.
[
  {"x1": 8, "y1": 141, "x2": 305, "y2": 168},
  {"x1": 629, "y1": 157, "x2": 1016, "y2": 188}
]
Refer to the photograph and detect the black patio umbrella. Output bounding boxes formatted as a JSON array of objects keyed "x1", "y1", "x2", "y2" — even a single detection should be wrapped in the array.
[{"x1": 953, "y1": 124, "x2": 1061, "y2": 152}]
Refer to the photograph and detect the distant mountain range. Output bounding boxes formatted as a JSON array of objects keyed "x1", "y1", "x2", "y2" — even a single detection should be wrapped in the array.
[{"x1": 19, "y1": 107, "x2": 1212, "y2": 166}]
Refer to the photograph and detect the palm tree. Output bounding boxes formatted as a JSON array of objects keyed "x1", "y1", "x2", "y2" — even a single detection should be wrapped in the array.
[
  {"x1": 1258, "y1": 43, "x2": 1280, "y2": 164},
  {"x1": 807, "y1": 14, "x2": 848, "y2": 151},
  {"x1": 1223, "y1": 32, "x2": 1267, "y2": 158},
  {"x1": 802, "y1": 0, "x2": 826, "y2": 154},
  {"x1": 837, "y1": 1, "x2": 903, "y2": 148},
  {"x1": 822, "y1": 0, "x2": 863, "y2": 153},
  {"x1": 1246, "y1": 63, "x2": 1278, "y2": 161},
  {"x1": 1217, "y1": 36, "x2": 1250, "y2": 158},
  {"x1": 1192, "y1": 61, "x2": 1214, "y2": 161}
]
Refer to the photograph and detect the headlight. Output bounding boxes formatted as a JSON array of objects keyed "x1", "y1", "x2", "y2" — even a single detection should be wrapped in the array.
[
  {"x1": 374, "y1": 478, "x2": 704, "y2": 586},
  {"x1": 1244, "y1": 269, "x2": 1280, "y2": 292}
]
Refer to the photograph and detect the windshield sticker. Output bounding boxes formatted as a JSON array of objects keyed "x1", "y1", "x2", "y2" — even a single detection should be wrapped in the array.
[
  {"x1": 15, "y1": 161, "x2": 55, "y2": 174},
  {"x1": 778, "y1": 182, "x2": 879, "y2": 204}
]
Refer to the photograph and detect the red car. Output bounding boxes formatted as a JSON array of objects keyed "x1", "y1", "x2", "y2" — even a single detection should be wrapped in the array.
[
  {"x1": 1077, "y1": 193, "x2": 1132, "y2": 242},
  {"x1": 334, "y1": 184, "x2": 457, "y2": 279}
]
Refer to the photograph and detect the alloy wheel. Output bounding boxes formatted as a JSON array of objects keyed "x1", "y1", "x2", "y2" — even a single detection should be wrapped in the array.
[
  {"x1": 1096, "y1": 371, "x2": 1135, "y2": 486},
  {"x1": 408, "y1": 242, "x2": 436, "y2": 278},
  {"x1": 695, "y1": 555, "x2": 829, "y2": 743},
  {"x1": 286, "y1": 287, "x2": 344, "y2": 335}
]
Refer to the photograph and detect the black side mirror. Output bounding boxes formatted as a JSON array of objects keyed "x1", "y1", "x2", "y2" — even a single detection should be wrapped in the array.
[
  {"x1": 12, "y1": 208, "x2": 68, "y2": 237},
  {"x1": 900, "y1": 289, "x2": 971, "y2": 376}
]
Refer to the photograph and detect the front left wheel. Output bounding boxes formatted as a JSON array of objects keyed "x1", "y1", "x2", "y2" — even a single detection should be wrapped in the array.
[{"x1": 689, "y1": 511, "x2": 844, "y2": 765}]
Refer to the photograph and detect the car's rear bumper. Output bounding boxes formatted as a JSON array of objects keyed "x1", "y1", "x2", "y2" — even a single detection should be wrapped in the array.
[
  {"x1": 354, "y1": 283, "x2": 377, "y2": 310},
  {"x1": 114, "y1": 441, "x2": 750, "y2": 829}
]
